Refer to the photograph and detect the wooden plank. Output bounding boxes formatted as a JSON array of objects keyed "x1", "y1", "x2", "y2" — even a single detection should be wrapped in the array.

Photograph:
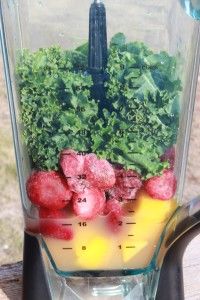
[{"x1": 0, "y1": 262, "x2": 22, "y2": 300}]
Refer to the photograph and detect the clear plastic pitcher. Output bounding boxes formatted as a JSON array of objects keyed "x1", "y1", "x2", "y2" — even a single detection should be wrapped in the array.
[{"x1": 0, "y1": 1, "x2": 200, "y2": 299}]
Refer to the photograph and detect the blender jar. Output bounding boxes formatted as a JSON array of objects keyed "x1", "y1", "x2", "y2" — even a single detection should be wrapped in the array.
[{"x1": 0, "y1": 0, "x2": 200, "y2": 299}]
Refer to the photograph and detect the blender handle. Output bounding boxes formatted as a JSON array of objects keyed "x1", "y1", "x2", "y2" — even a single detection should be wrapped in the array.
[
  {"x1": 156, "y1": 222, "x2": 200, "y2": 300},
  {"x1": 156, "y1": 197, "x2": 200, "y2": 300},
  {"x1": 23, "y1": 232, "x2": 51, "y2": 300}
]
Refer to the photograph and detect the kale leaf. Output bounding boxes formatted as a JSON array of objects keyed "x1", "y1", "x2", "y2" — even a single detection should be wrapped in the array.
[
  {"x1": 17, "y1": 34, "x2": 181, "y2": 178},
  {"x1": 17, "y1": 46, "x2": 97, "y2": 170},
  {"x1": 101, "y1": 33, "x2": 181, "y2": 177}
]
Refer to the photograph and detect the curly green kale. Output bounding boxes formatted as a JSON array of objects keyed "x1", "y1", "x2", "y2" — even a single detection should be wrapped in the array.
[
  {"x1": 17, "y1": 46, "x2": 98, "y2": 170},
  {"x1": 94, "y1": 33, "x2": 181, "y2": 178},
  {"x1": 17, "y1": 33, "x2": 181, "y2": 178}
]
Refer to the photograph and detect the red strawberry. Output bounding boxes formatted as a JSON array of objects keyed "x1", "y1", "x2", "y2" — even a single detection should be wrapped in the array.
[
  {"x1": 26, "y1": 171, "x2": 72, "y2": 209},
  {"x1": 60, "y1": 149, "x2": 85, "y2": 178},
  {"x1": 39, "y1": 207, "x2": 68, "y2": 219},
  {"x1": 161, "y1": 147, "x2": 175, "y2": 170},
  {"x1": 144, "y1": 169, "x2": 177, "y2": 200},
  {"x1": 40, "y1": 220, "x2": 73, "y2": 240},
  {"x1": 107, "y1": 185, "x2": 123, "y2": 201},
  {"x1": 120, "y1": 169, "x2": 142, "y2": 199},
  {"x1": 122, "y1": 170, "x2": 141, "y2": 188},
  {"x1": 104, "y1": 199, "x2": 124, "y2": 234},
  {"x1": 108, "y1": 168, "x2": 142, "y2": 201},
  {"x1": 73, "y1": 188, "x2": 106, "y2": 220},
  {"x1": 106, "y1": 212, "x2": 123, "y2": 234},
  {"x1": 99, "y1": 192, "x2": 107, "y2": 214},
  {"x1": 84, "y1": 154, "x2": 116, "y2": 190},
  {"x1": 104, "y1": 199, "x2": 123, "y2": 216},
  {"x1": 67, "y1": 176, "x2": 91, "y2": 193}
]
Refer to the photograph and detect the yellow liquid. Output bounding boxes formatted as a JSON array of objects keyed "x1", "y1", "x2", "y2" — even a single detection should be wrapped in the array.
[{"x1": 42, "y1": 191, "x2": 177, "y2": 272}]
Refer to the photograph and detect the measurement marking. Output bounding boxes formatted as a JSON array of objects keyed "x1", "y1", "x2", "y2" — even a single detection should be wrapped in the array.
[
  {"x1": 62, "y1": 224, "x2": 72, "y2": 226},
  {"x1": 63, "y1": 248, "x2": 73, "y2": 250},
  {"x1": 77, "y1": 151, "x2": 89, "y2": 155},
  {"x1": 128, "y1": 235, "x2": 135, "y2": 237},
  {"x1": 126, "y1": 222, "x2": 136, "y2": 225},
  {"x1": 126, "y1": 246, "x2": 135, "y2": 249}
]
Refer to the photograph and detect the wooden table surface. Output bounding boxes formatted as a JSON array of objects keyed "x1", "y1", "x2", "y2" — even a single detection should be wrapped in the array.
[{"x1": 0, "y1": 263, "x2": 22, "y2": 300}]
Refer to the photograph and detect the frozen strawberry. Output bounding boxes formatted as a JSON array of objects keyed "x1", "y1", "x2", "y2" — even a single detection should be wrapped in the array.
[
  {"x1": 161, "y1": 147, "x2": 175, "y2": 170},
  {"x1": 104, "y1": 199, "x2": 123, "y2": 215},
  {"x1": 108, "y1": 168, "x2": 142, "y2": 201},
  {"x1": 107, "y1": 185, "x2": 123, "y2": 200},
  {"x1": 73, "y1": 188, "x2": 106, "y2": 220},
  {"x1": 40, "y1": 220, "x2": 73, "y2": 240},
  {"x1": 67, "y1": 176, "x2": 90, "y2": 193},
  {"x1": 106, "y1": 168, "x2": 124, "y2": 199},
  {"x1": 122, "y1": 186, "x2": 141, "y2": 201},
  {"x1": 26, "y1": 171, "x2": 72, "y2": 209},
  {"x1": 122, "y1": 170, "x2": 142, "y2": 188},
  {"x1": 104, "y1": 199, "x2": 124, "y2": 233},
  {"x1": 99, "y1": 192, "x2": 107, "y2": 214},
  {"x1": 39, "y1": 207, "x2": 68, "y2": 219},
  {"x1": 120, "y1": 170, "x2": 142, "y2": 199},
  {"x1": 106, "y1": 212, "x2": 123, "y2": 234},
  {"x1": 144, "y1": 169, "x2": 177, "y2": 200},
  {"x1": 60, "y1": 149, "x2": 85, "y2": 178},
  {"x1": 84, "y1": 154, "x2": 116, "y2": 190}
]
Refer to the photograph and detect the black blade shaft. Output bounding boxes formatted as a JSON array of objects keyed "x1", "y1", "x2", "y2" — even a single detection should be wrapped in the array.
[
  {"x1": 88, "y1": 0, "x2": 108, "y2": 107},
  {"x1": 89, "y1": 0, "x2": 107, "y2": 72}
]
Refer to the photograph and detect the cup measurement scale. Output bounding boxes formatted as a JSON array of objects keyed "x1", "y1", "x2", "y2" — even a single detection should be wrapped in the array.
[
  {"x1": 41, "y1": 163, "x2": 161, "y2": 274},
  {"x1": 59, "y1": 151, "x2": 138, "y2": 250}
]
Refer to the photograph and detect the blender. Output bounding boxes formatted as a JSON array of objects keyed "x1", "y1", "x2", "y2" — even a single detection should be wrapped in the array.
[{"x1": 0, "y1": 0, "x2": 200, "y2": 299}]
